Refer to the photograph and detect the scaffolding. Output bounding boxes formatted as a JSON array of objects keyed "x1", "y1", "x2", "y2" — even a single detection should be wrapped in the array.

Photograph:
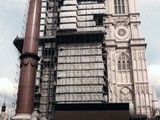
[
  {"x1": 13, "y1": 0, "x2": 108, "y2": 119},
  {"x1": 30, "y1": 34, "x2": 108, "y2": 119}
]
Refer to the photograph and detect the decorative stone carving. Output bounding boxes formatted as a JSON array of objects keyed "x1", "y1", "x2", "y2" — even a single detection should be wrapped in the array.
[
  {"x1": 113, "y1": 17, "x2": 130, "y2": 40},
  {"x1": 113, "y1": 17, "x2": 129, "y2": 28},
  {"x1": 118, "y1": 28, "x2": 127, "y2": 37},
  {"x1": 120, "y1": 87, "x2": 132, "y2": 102},
  {"x1": 114, "y1": 26, "x2": 129, "y2": 40}
]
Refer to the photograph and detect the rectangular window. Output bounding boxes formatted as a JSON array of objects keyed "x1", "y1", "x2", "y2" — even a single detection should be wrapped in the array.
[
  {"x1": 122, "y1": 6, "x2": 125, "y2": 13},
  {"x1": 118, "y1": 6, "x2": 121, "y2": 14},
  {"x1": 118, "y1": 0, "x2": 121, "y2": 5},
  {"x1": 114, "y1": 0, "x2": 126, "y2": 14},
  {"x1": 122, "y1": 0, "x2": 124, "y2": 5}
]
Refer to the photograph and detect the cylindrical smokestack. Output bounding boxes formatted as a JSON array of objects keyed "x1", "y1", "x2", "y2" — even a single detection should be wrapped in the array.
[{"x1": 13, "y1": 0, "x2": 42, "y2": 118}]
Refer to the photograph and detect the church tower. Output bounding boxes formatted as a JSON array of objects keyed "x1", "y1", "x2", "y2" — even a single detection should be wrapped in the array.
[
  {"x1": 104, "y1": 0, "x2": 158, "y2": 117},
  {"x1": 13, "y1": 0, "x2": 158, "y2": 119}
]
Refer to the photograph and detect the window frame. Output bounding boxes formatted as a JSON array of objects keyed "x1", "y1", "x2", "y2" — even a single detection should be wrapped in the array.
[
  {"x1": 114, "y1": 0, "x2": 127, "y2": 14},
  {"x1": 118, "y1": 53, "x2": 130, "y2": 71}
]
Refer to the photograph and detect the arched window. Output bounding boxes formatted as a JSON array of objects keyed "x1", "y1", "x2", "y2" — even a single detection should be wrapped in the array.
[
  {"x1": 120, "y1": 87, "x2": 132, "y2": 102},
  {"x1": 118, "y1": 53, "x2": 130, "y2": 70},
  {"x1": 114, "y1": 0, "x2": 126, "y2": 14}
]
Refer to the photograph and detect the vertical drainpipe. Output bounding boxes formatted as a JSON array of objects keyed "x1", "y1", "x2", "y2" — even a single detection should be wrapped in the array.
[{"x1": 13, "y1": 0, "x2": 42, "y2": 119}]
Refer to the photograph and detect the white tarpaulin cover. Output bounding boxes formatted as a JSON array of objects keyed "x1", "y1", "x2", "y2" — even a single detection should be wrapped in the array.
[{"x1": 56, "y1": 42, "x2": 105, "y2": 102}]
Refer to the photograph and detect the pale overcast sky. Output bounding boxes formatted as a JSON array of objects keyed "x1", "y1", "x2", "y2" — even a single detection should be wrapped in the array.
[{"x1": 0, "y1": 0, "x2": 160, "y2": 111}]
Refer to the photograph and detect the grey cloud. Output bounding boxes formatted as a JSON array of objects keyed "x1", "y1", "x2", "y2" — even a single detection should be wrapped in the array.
[{"x1": 137, "y1": 1, "x2": 160, "y2": 65}]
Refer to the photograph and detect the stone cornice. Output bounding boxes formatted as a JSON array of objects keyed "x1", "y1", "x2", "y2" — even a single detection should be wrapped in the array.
[
  {"x1": 128, "y1": 13, "x2": 140, "y2": 16},
  {"x1": 129, "y1": 21, "x2": 141, "y2": 24},
  {"x1": 129, "y1": 43, "x2": 147, "y2": 47}
]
